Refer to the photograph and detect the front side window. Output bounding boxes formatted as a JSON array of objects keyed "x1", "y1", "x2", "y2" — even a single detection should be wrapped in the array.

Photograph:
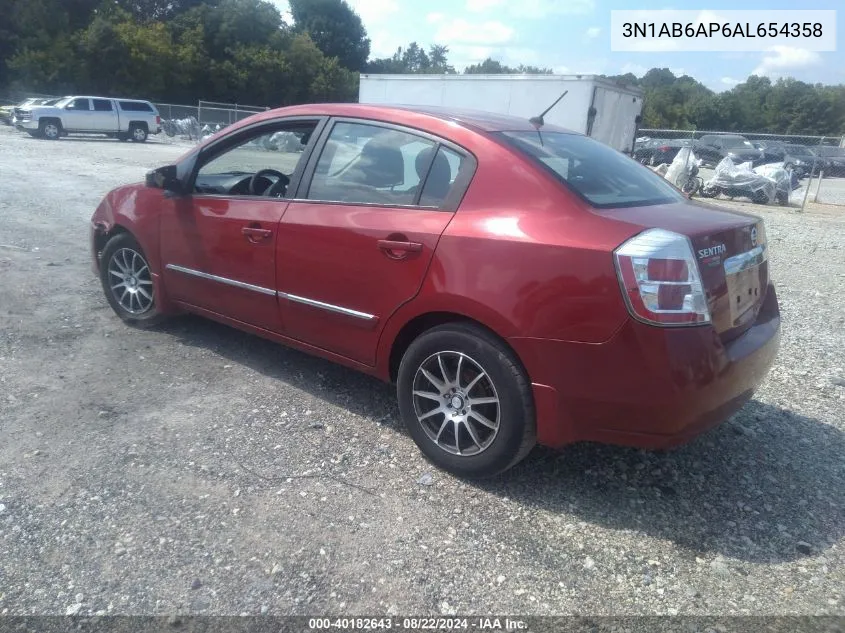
[
  {"x1": 499, "y1": 131, "x2": 685, "y2": 208},
  {"x1": 67, "y1": 98, "x2": 90, "y2": 111},
  {"x1": 307, "y1": 122, "x2": 463, "y2": 208},
  {"x1": 194, "y1": 121, "x2": 318, "y2": 197}
]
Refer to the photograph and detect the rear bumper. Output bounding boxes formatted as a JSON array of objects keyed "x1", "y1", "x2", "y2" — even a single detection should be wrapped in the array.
[{"x1": 510, "y1": 283, "x2": 781, "y2": 449}]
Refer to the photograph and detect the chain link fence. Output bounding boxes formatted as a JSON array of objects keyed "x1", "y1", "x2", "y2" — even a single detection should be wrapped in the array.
[
  {"x1": 636, "y1": 128, "x2": 845, "y2": 210},
  {"x1": 154, "y1": 100, "x2": 269, "y2": 144}
]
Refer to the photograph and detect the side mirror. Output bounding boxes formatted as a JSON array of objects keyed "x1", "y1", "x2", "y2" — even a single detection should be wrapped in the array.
[{"x1": 146, "y1": 165, "x2": 183, "y2": 194}]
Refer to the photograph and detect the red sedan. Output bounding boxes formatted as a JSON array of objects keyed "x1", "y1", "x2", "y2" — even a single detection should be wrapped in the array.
[{"x1": 90, "y1": 104, "x2": 780, "y2": 477}]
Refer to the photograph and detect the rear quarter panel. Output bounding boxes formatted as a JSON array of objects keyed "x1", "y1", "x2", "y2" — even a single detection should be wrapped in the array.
[{"x1": 376, "y1": 132, "x2": 638, "y2": 377}]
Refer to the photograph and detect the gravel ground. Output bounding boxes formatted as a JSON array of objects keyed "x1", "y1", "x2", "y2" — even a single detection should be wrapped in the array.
[{"x1": 1, "y1": 124, "x2": 844, "y2": 618}]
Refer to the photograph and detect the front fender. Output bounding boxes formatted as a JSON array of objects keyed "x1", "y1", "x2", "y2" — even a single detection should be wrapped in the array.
[{"x1": 90, "y1": 183, "x2": 164, "y2": 275}]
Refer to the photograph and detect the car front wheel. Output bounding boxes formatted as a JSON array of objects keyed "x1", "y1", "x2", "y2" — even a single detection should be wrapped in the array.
[
  {"x1": 39, "y1": 119, "x2": 61, "y2": 140},
  {"x1": 99, "y1": 233, "x2": 164, "y2": 327},
  {"x1": 397, "y1": 323, "x2": 536, "y2": 478}
]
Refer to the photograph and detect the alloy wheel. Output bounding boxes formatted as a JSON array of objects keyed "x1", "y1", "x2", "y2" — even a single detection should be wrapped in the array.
[
  {"x1": 133, "y1": 127, "x2": 146, "y2": 141},
  {"x1": 43, "y1": 123, "x2": 59, "y2": 139},
  {"x1": 108, "y1": 247, "x2": 154, "y2": 314},
  {"x1": 412, "y1": 351, "x2": 500, "y2": 456}
]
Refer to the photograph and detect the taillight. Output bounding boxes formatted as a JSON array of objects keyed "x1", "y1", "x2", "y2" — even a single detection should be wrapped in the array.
[
  {"x1": 658, "y1": 145, "x2": 670, "y2": 151},
  {"x1": 156, "y1": 115, "x2": 161, "y2": 125},
  {"x1": 614, "y1": 228, "x2": 710, "y2": 326}
]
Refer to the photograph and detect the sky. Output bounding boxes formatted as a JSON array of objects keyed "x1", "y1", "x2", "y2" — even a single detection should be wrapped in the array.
[{"x1": 272, "y1": 0, "x2": 844, "y2": 91}]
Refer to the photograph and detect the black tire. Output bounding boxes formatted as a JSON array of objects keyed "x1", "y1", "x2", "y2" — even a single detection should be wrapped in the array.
[
  {"x1": 752, "y1": 190, "x2": 769, "y2": 204},
  {"x1": 39, "y1": 118, "x2": 61, "y2": 140},
  {"x1": 129, "y1": 123, "x2": 148, "y2": 143},
  {"x1": 397, "y1": 323, "x2": 536, "y2": 479},
  {"x1": 99, "y1": 233, "x2": 165, "y2": 328}
]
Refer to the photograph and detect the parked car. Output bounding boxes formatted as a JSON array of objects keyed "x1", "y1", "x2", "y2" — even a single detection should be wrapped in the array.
[
  {"x1": 696, "y1": 134, "x2": 764, "y2": 167},
  {"x1": 782, "y1": 144, "x2": 826, "y2": 178},
  {"x1": 633, "y1": 138, "x2": 694, "y2": 166},
  {"x1": 90, "y1": 104, "x2": 780, "y2": 478},
  {"x1": 813, "y1": 146, "x2": 845, "y2": 177},
  {"x1": 16, "y1": 95, "x2": 161, "y2": 141},
  {"x1": 1, "y1": 97, "x2": 58, "y2": 125},
  {"x1": 752, "y1": 139, "x2": 790, "y2": 164}
]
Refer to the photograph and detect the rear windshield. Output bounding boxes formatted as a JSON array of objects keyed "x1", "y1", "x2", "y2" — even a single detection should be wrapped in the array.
[{"x1": 499, "y1": 131, "x2": 684, "y2": 208}]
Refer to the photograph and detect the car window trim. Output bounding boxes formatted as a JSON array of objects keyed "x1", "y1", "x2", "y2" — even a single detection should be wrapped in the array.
[
  {"x1": 291, "y1": 116, "x2": 478, "y2": 213},
  {"x1": 185, "y1": 115, "x2": 329, "y2": 200}
]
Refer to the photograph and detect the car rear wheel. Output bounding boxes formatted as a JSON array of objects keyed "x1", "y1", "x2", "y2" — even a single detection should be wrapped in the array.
[
  {"x1": 397, "y1": 323, "x2": 536, "y2": 478},
  {"x1": 130, "y1": 124, "x2": 148, "y2": 143},
  {"x1": 99, "y1": 233, "x2": 164, "y2": 328}
]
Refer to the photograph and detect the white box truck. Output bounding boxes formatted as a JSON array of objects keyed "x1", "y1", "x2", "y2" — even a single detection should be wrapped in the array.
[{"x1": 358, "y1": 74, "x2": 645, "y2": 154}]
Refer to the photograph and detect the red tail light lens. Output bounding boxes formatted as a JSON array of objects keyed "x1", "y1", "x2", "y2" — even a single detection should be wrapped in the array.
[
  {"x1": 658, "y1": 145, "x2": 671, "y2": 151},
  {"x1": 156, "y1": 115, "x2": 161, "y2": 125},
  {"x1": 614, "y1": 229, "x2": 710, "y2": 326}
]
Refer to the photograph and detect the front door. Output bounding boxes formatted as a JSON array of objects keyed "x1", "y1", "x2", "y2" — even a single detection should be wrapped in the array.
[
  {"x1": 159, "y1": 118, "x2": 323, "y2": 332},
  {"x1": 62, "y1": 97, "x2": 93, "y2": 130},
  {"x1": 278, "y1": 119, "x2": 474, "y2": 365}
]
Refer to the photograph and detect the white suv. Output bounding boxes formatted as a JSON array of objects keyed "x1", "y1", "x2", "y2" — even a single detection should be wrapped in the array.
[{"x1": 16, "y1": 96, "x2": 162, "y2": 142}]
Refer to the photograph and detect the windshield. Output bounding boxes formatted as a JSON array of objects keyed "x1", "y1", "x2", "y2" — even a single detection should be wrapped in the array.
[
  {"x1": 499, "y1": 131, "x2": 685, "y2": 208},
  {"x1": 817, "y1": 146, "x2": 845, "y2": 157},
  {"x1": 787, "y1": 146, "x2": 812, "y2": 156},
  {"x1": 54, "y1": 97, "x2": 73, "y2": 108},
  {"x1": 722, "y1": 137, "x2": 754, "y2": 149}
]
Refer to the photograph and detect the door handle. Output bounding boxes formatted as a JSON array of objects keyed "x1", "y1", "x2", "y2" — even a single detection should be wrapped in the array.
[
  {"x1": 377, "y1": 239, "x2": 422, "y2": 253},
  {"x1": 242, "y1": 226, "x2": 272, "y2": 242}
]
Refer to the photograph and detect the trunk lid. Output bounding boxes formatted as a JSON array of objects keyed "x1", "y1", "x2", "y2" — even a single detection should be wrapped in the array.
[{"x1": 597, "y1": 199, "x2": 769, "y2": 341}]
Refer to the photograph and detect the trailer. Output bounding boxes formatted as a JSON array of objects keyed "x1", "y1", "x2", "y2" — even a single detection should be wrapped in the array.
[{"x1": 358, "y1": 74, "x2": 645, "y2": 154}]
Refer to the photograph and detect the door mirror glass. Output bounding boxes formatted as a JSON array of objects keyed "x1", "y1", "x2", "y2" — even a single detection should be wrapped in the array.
[{"x1": 146, "y1": 165, "x2": 181, "y2": 192}]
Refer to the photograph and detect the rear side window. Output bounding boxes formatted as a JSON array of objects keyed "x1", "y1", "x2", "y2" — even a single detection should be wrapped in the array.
[
  {"x1": 118, "y1": 101, "x2": 153, "y2": 112},
  {"x1": 307, "y1": 122, "x2": 437, "y2": 207},
  {"x1": 92, "y1": 99, "x2": 113, "y2": 112},
  {"x1": 499, "y1": 131, "x2": 684, "y2": 209},
  {"x1": 420, "y1": 146, "x2": 465, "y2": 207}
]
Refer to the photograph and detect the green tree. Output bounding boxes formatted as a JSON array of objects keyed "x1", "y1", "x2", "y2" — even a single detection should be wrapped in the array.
[
  {"x1": 116, "y1": 0, "x2": 216, "y2": 21},
  {"x1": 464, "y1": 58, "x2": 552, "y2": 74},
  {"x1": 289, "y1": 0, "x2": 369, "y2": 72}
]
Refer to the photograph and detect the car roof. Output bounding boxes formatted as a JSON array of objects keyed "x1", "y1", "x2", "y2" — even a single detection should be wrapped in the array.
[
  {"x1": 251, "y1": 103, "x2": 582, "y2": 135},
  {"x1": 68, "y1": 96, "x2": 152, "y2": 103}
]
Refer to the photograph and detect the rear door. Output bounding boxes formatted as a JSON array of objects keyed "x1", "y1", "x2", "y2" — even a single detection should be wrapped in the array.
[
  {"x1": 277, "y1": 118, "x2": 476, "y2": 365},
  {"x1": 91, "y1": 98, "x2": 118, "y2": 131}
]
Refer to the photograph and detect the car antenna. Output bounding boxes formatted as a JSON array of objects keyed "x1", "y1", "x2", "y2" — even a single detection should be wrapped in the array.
[{"x1": 529, "y1": 90, "x2": 567, "y2": 146}]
